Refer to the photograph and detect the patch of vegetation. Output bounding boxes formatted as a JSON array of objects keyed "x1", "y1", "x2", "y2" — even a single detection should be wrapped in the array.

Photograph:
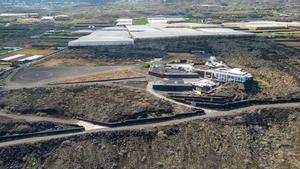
[
  {"x1": 0, "y1": 49, "x2": 10, "y2": 56},
  {"x1": 185, "y1": 17, "x2": 205, "y2": 23},
  {"x1": 133, "y1": 17, "x2": 148, "y2": 25},
  {"x1": 143, "y1": 63, "x2": 150, "y2": 68},
  {"x1": 42, "y1": 38, "x2": 71, "y2": 43},
  {"x1": 0, "y1": 18, "x2": 15, "y2": 24},
  {"x1": 157, "y1": 130, "x2": 167, "y2": 138},
  {"x1": 13, "y1": 49, "x2": 54, "y2": 55}
]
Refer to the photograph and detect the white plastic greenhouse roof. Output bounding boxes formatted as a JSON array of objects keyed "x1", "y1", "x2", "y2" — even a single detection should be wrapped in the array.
[
  {"x1": 68, "y1": 19, "x2": 255, "y2": 47},
  {"x1": 68, "y1": 30, "x2": 134, "y2": 47}
]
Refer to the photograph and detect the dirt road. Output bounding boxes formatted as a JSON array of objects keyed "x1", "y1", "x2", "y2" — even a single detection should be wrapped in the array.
[
  {"x1": 0, "y1": 111, "x2": 107, "y2": 131},
  {"x1": 0, "y1": 102, "x2": 299, "y2": 147}
]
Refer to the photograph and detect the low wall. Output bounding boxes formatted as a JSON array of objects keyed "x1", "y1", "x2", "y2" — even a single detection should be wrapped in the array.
[
  {"x1": 149, "y1": 71, "x2": 199, "y2": 79},
  {"x1": 172, "y1": 96, "x2": 300, "y2": 110},
  {"x1": 153, "y1": 84, "x2": 196, "y2": 92},
  {"x1": 0, "y1": 127, "x2": 84, "y2": 143},
  {"x1": 77, "y1": 110, "x2": 205, "y2": 128}
]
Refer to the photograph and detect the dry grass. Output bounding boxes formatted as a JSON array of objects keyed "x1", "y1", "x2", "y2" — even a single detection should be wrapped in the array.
[
  {"x1": 13, "y1": 49, "x2": 53, "y2": 56},
  {"x1": 276, "y1": 41, "x2": 300, "y2": 47},
  {"x1": 15, "y1": 18, "x2": 41, "y2": 24},
  {"x1": 35, "y1": 58, "x2": 97, "y2": 67},
  {"x1": 61, "y1": 70, "x2": 145, "y2": 83}
]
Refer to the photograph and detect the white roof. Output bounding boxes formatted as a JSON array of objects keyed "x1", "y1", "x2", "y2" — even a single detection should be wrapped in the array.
[
  {"x1": 69, "y1": 30, "x2": 134, "y2": 46},
  {"x1": 168, "y1": 63, "x2": 194, "y2": 67},
  {"x1": 1, "y1": 54, "x2": 25, "y2": 61},
  {"x1": 216, "y1": 68, "x2": 252, "y2": 77},
  {"x1": 165, "y1": 22, "x2": 220, "y2": 28},
  {"x1": 116, "y1": 18, "x2": 133, "y2": 22},
  {"x1": 198, "y1": 28, "x2": 253, "y2": 35},
  {"x1": 160, "y1": 28, "x2": 212, "y2": 36},
  {"x1": 127, "y1": 25, "x2": 174, "y2": 39},
  {"x1": 116, "y1": 18, "x2": 133, "y2": 26},
  {"x1": 148, "y1": 18, "x2": 168, "y2": 24},
  {"x1": 72, "y1": 30, "x2": 94, "y2": 34},
  {"x1": 55, "y1": 15, "x2": 69, "y2": 18},
  {"x1": 228, "y1": 68, "x2": 247, "y2": 75},
  {"x1": 68, "y1": 18, "x2": 255, "y2": 47},
  {"x1": 102, "y1": 27, "x2": 128, "y2": 31},
  {"x1": 148, "y1": 17, "x2": 186, "y2": 23},
  {"x1": 0, "y1": 13, "x2": 38, "y2": 17},
  {"x1": 19, "y1": 55, "x2": 44, "y2": 61},
  {"x1": 41, "y1": 16, "x2": 54, "y2": 20},
  {"x1": 189, "y1": 79, "x2": 216, "y2": 87},
  {"x1": 223, "y1": 21, "x2": 300, "y2": 29},
  {"x1": 288, "y1": 22, "x2": 300, "y2": 27},
  {"x1": 128, "y1": 25, "x2": 253, "y2": 39}
]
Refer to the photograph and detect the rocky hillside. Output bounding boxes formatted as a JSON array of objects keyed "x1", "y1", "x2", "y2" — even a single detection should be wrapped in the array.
[
  {"x1": 208, "y1": 38, "x2": 300, "y2": 99},
  {"x1": 0, "y1": 84, "x2": 175, "y2": 122},
  {"x1": 0, "y1": 107, "x2": 299, "y2": 169}
]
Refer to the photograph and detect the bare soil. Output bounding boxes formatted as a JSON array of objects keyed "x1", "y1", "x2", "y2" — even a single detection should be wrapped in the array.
[{"x1": 35, "y1": 58, "x2": 97, "y2": 67}]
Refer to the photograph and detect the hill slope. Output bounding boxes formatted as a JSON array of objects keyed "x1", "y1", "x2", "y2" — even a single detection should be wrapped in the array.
[{"x1": 0, "y1": 107, "x2": 299, "y2": 169}]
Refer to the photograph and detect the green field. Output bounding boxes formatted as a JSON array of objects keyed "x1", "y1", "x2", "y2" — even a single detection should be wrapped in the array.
[
  {"x1": 32, "y1": 32, "x2": 75, "y2": 47},
  {"x1": 133, "y1": 17, "x2": 148, "y2": 25},
  {"x1": 0, "y1": 49, "x2": 10, "y2": 56}
]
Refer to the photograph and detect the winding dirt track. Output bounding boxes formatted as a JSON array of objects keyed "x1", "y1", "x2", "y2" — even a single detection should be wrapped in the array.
[{"x1": 0, "y1": 111, "x2": 107, "y2": 131}]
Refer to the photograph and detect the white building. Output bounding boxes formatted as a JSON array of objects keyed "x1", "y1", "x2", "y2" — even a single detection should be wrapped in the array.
[
  {"x1": 41, "y1": 16, "x2": 55, "y2": 22},
  {"x1": 116, "y1": 19, "x2": 133, "y2": 26},
  {"x1": 166, "y1": 63, "x2": 195, "y2": 72},
  {"x1": 188, "y1": 79, "x2": 216, "y2": 88},
  {"x1": 205, "y1": 56, "x2": 225, "y2": 68},
  {"x1": 198, "y1": 68, "x2": 253, "y2": 83},
  {"x1": 54, "y1": 15, "x2": 70, "y2": 21}
]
